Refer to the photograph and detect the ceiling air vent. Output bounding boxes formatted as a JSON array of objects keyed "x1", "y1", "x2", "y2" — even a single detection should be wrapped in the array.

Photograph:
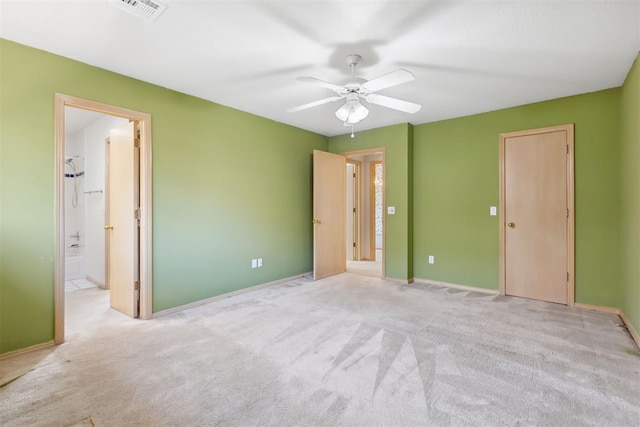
[{"x1": 110, "y1": 0, "x2": 168, "y2": 22}]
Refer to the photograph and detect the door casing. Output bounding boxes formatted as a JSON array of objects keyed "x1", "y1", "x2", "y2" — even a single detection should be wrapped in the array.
[
  {"x1": 370, "y1": 160, "x2": 383, "y2": 262},
  {"x1": 54, "y1": 93, "x2": 153, "y2": 345},
  {"x1": 342, "y1": 148, "x2": 386, "y2": 277},
  {"x1": 346, "y1": 159, "x2": 362, "y2": 261},
  {"x1": 498, "y1": 124, "x2": 575, "y2": 305}
]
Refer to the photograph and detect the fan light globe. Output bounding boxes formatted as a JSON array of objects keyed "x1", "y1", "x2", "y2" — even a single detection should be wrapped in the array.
[{"x1": 335, "y1": 99, "x2": 369, "y2": 124}]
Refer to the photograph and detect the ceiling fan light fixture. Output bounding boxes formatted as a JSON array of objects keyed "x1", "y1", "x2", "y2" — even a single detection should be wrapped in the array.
[
  {"x1": 335, "y1": 99, "x2": 369, "y2": 124},
  {"x1": 288, "y1": 54, "x2": 421, "y2": 128}
]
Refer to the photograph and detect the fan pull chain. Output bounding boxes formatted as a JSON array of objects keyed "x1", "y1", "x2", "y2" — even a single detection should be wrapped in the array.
[{"x1": 351, "y1": 125, "x2": 355, "y2": 139}]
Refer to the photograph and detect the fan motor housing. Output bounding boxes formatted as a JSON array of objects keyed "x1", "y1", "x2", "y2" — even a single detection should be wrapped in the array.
[{"x1": 338, "y1": 77, "x2": 367, "y2": 90}]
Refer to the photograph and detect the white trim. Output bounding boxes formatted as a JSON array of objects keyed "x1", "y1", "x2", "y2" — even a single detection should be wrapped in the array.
[
  {"x1": 413, "y1": 278, "x2": 499, "y2": 294},
  {"x1": 0, "y1": 341, "x2": 55, "y2": 360},
  {"x1": 153, "y1": 273, "x2": 312, "y2": 318}
]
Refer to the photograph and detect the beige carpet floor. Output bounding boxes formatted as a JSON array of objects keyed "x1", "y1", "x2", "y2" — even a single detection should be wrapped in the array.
[
  {"x1": 346, "y1": 260, "x2": 382, "y2": 278},
  {"x1": 1, "y1": 273, "x2": 639, "y2": 426}
]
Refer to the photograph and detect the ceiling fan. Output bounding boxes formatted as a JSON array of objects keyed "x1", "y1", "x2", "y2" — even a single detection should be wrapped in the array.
[{"x1": 287, "y1": 54, "x2": 421, "y2": 125}]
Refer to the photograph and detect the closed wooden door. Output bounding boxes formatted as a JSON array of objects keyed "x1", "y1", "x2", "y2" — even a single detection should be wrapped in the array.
[
  {"x1": 106, "y1": 121, "x2": 140, "y2": 317},
  {"x1": 500, "y1": 125, "x2": 574, "y2": 304},
  {"x1": 313, "y1": 150, "x2": 346, "y2": 280}
]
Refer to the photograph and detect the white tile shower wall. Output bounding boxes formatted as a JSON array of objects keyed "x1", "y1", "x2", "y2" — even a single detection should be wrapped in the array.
[
  {"x1": 84, "y1": 115, "x2": 129, "y2": 286},
  {"x1": 65, "y1": 128, "x2": 85, "y2": 264}
]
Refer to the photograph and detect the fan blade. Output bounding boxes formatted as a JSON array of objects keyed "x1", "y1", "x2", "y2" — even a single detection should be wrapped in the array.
[
  {"x1": 286, "y1": 96, "x2": 343, "y2": 113},
  {"x1": 297, "y1": 76, "x2": 346, "y2": 93},
  {"x1": 364, "y1": 93, "x2": 422, "y2": 114},
  {"x1": 361, "y1": 69, "x2": 415, "y2": 92}
]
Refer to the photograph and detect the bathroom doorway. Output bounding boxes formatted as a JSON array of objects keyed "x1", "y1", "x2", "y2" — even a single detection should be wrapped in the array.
[
  {"x1": 54, "y1": 94, "x2": 153, "y2": 345},
  {"x1": 343, "y1": 148, "x2": 384, "y2": 278}
]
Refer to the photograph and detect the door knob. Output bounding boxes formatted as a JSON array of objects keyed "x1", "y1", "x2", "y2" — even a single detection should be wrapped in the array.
[
  {"x1": 312, "y1": 219, "x2": 322, "y2": 224},
  {"x1": 507, "y1": 222, "x2": 515, "y2": 228},
  {"x1": 104, "y1": 225, "x2": 114, "y2": 230}
]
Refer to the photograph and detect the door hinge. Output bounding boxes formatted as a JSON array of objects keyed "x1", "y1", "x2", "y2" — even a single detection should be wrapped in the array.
[
  {"x1": 134, "y1": 281, "x2": 140, "y2": 291},
  {"x1": 134, "y1": 208, "x2": 140, "y2": 219},
  {"x1": 566, "y1": 144, "x2": 569, "y2": 154},
  {"x1": 353, "y1": 207, "x2": 356, "y2": 213},
  {"x1": 134, "y1": 138, "x2": 140, "y2": 148},
  {"x1": 353, "y1": 242, "x2": 356, "y2": 248},
  {"x1": 567, "y1": 208, "x2": 569, "y2": 218},
  {"x1": 353, "y1": 173, "x2": 356, "y2": 178},
  {"x1": 566, "y1": 272, "x2": 569, "y2": 282}
]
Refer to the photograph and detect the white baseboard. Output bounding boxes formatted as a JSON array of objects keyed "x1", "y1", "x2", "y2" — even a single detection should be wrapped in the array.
[
  {"x1": 0, "y1": 340, "x2": 55, "y2": 360},
  {"x1": 413, "y1": 278, "x2": 499, "y2": 295},
  {"x1": 153, "y1": 272, "x2": 312, "y2": 318}
]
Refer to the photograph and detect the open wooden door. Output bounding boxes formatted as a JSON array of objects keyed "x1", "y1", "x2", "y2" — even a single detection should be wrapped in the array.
[
  {"x1": 106, "y1": 121, "x2": 140, "y2": 317},
  {"x1": 313, "y1": 150, "x2": 346, "y2": 280}
]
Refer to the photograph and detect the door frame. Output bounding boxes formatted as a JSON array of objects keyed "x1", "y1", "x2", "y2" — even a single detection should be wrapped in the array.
[
  {"x1": 54, "y1": 93, "x2": 154, "y2": 345},
  {"x1": 342, "y1": 148, "x2": 386, "y2": 277},
  {"x1": 104, "y1": 137, "x2": 112, "y2": 290},
  {"x1": 346, "y1": 159, "x2": 362, "y2": 260},
  {"x1": 369, "y1": 160, "x2": 383, "y2": 262},
  {"x1": 498, "y1": 124, "x2": 575, "y2": 306}
]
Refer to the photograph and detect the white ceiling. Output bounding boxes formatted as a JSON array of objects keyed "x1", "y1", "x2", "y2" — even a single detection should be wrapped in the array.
[
  {"x1": 2, "y1": 0, "x2": 639, "y2": 137},
  {"x1": 65, "y1": 107, "x2": 108, "y2": 134}
]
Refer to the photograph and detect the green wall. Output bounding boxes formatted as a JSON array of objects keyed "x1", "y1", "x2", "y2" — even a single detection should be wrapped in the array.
[
  {"x1": 2, "y1": 37, "x2": 637, "y2": 355},
  {"x1": 0, "y1": 39, "x2": 327, "y2": 354},
  {"x1": 413, "y1": 89, "x2": 622, "y2": 307},
  {"x1": 620, "y1": 53, "x2": 640, "y2": 335},
  {"x1": 328, "y1": 124, "x2": 413, "y2": 280}
]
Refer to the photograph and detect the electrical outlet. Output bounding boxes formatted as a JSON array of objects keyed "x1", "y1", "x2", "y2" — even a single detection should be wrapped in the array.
[
  {"x1": 428, "y1": 255, "x2": 434, "y2": 264},
  {"x1": 251, "y1": 259, "x2": 258, "y2": 269},
  {"x1": 257, "y1": 258, "x2": 263, "y2": 268}
]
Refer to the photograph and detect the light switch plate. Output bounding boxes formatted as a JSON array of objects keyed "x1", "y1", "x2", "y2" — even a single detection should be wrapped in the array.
[
  {"x1": 490, "y1": 206, "x2": 497, "y2": 216},
  {"x1": 387, "y1": 206, "x2": 396, "y2": 215},
  {"x1": 251, "y1": 259, "x2": 257, "y2": 269},
  {"x1": 257, "y1": 258, "x2": 263, "y2": 268}
]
